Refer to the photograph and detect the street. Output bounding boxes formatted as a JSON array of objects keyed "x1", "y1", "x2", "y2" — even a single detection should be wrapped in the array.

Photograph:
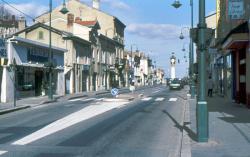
[{"x1": 0, "y1": 86, "x2": 188, "y2": 157}]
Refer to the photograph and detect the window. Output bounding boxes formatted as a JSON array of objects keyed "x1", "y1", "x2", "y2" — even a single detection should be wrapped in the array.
[{"x1": 38, "y1": 31, "x2": 44, "y2": 40}]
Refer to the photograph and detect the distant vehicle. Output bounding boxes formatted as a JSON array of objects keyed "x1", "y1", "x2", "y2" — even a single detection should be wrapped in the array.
[{"x1": 169, "y1": 78, "x2": 182, "y2": 90}]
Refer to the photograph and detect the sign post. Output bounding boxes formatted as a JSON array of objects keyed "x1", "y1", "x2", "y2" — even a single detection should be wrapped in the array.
[{"x1": 111, "y1": 88, "x2": 119, "y2": 97}]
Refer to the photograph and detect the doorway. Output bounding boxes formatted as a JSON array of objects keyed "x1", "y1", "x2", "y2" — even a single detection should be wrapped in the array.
[
  {"x1": 35, "y1": 71, "x2": 43, "y2": 96},
  {"x1": 238, "y1": 48, "x2": 246, "y2": 104}
]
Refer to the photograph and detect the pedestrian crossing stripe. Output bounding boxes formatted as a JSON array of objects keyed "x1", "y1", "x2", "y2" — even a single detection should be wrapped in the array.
[
  {"x1": 142, "y1": 97, "x2": 152, "y2": 101},
  {"x1": 155, "y1": 98, "x2": 165, "y2": 101},
  {"x1": 169, "y1": 98, "x2": 178, "y2": 102}
]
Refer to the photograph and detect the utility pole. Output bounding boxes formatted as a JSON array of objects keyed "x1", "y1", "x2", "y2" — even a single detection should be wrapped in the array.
[
  {"x1": 197, "y1": 0, "x2": 208, "y2": 142},
  {"x1": 48, "y1": 0, "x2": 53, "y2": 100},
  {"x1": 190, "y1": 0, "x2": 195, "y2": 99}
]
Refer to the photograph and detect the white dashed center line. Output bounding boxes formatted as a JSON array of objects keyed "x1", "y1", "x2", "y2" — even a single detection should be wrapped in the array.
[{"x1": 152, "y1": 90, "x2": 161, "y2": 94}]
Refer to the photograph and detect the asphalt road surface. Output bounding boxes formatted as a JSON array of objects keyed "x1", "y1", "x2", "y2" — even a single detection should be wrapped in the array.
[{"x1": 0, "y1": 86, "x2": 188, "y2": 157}]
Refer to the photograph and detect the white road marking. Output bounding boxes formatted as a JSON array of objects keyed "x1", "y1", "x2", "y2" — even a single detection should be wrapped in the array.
[
  {"x1": 96, "y1": 98, "x2": 104, "y2": 101},
  {"x1": 142, "y1": 97, "x2": 152, "y2": 101},
  {"x1": 81, "y1": 98, "x2": 96, "y2": 102},
  {"x1": 12, "y1": 101, "x2": 128, "y2": 145},
  {"x1": 69, "y1": 98, "x2": 96, "y2": 102},
  {"x1": 69, "y1": 98, "x2": 84, "y2": 102},
  {"x1": 155, "y1": 98, "x2": 165, "y2": 102},
  {"x1": 0, "y1": 151, "x2": 7, "y2": 156},
  {"x1": 152, "y1": 90, "x2": 161, "y2": 94},
  {"x1": 169, "y1": 98, "x2": 178, "y2": 102},
  {"x1": 33, "y1": 105, "x2": 49, "y2": 109}
]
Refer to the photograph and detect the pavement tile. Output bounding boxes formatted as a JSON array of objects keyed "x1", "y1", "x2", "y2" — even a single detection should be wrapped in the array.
[{"x1": 189, "y1": 96, "x2": 250, "y2": 157}]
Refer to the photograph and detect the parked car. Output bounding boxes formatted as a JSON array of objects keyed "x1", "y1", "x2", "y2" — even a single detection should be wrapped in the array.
[{"x1": 169, "y1": 78, "x2": 182, "y2": 90}]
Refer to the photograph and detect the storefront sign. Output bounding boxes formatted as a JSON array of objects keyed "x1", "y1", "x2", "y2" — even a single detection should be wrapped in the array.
[
  {"x1": 228, "y1": 0, "x2": 244, "y2": 20},
  {"x1": 27, "y1": 47, "x2": 49, "y2": 63}
]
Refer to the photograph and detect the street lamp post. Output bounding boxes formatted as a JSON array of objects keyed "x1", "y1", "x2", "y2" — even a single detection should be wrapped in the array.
[
  {"x1": 172, "y1": 0, "x2": 195, "y2": 99},
  {"x1": 197, "y1": 0, "x2": 208, "y2": 142},
  {"x1": 172, "y1": 0, "x2": 208, "y2": 142},
  {"x1": 48, "y1": 0, "x2": 68, "y2": 100}
]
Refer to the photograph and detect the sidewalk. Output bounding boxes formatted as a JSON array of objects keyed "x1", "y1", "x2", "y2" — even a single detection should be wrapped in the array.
[{"x1": 188, "y1": 96, "x2": 250, "y2": 157}]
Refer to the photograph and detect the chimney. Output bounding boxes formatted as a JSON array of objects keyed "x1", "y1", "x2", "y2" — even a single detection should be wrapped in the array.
[
  {"x1": 67, "y1": 13, "x2": 74, "y2": 26},
  {"x1": 93, "y1": 0, "x2": 100, "y2": 10},
  {"x1": 75, "y1": 17, "x2": 81, "y2": 22},
  {"x1": 18, "y1": 16, "x2": 26, "y2": 31}
]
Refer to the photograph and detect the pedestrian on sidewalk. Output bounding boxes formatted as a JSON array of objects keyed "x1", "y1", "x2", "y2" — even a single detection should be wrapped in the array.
[
  {"x1": 130, "y1": 80, "x2": 135, "y2": 94},
  {"x1": 207, "y1": 76, "x2": 213, "y2": 97}
]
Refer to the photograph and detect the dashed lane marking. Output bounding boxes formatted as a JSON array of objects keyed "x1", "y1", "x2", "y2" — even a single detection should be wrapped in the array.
[
  {"x1": 152, "y1": 90, "x2": 161, "y2": 94},
  {"x1": 155, "y1": 98, "x2": 165, "y2": 102},
  {"x1": 169, "y1": 98, "x2": 178, "y2": 102}
]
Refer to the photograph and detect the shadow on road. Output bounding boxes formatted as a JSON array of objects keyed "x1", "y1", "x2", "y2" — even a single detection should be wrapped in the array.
[{"x1": 162, "y1": 109, "x2": 197, "y2": 142}]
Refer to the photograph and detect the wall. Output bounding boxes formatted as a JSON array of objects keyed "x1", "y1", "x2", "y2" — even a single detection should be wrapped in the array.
[{"x1": 36, "y1": 0, "x2": 118, "y2": 38}]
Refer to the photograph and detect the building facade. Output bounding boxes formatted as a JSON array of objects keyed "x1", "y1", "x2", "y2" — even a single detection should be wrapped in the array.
[
  {"x1": 35, "y1": 0, "x2": 126, "y2": 92},
  {"x1": 215, "y1": 0, "x2": 250, "y2": 108},
  {"x1": 1, "y1": 33, "x2": 66, "y2": 102}
]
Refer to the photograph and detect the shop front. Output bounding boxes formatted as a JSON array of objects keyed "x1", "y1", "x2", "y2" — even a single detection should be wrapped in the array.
[
  {"x1": 15, "y1": 65, "x2": 61, "y2": 98},
  {"x1": 1, "y1": 37, "x2": 66, "y2": 102},
  {"x1": 222, "y1": 22, "x2": 249, "y2": 105}
]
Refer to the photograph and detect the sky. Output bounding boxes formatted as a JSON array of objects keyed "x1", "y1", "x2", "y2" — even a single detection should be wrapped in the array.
[{"x1": 3, "y1": 0, "x2": 216, "y2": 78}]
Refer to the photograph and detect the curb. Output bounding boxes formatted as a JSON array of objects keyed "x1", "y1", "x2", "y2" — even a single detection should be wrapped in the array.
[
  {"x1": 101, "y1": 97, "x2": 134, "y2": 102},
  {"x1": 180, "y1": 99, "x2": 192, "y2": 157},
  {"x1": 67, "y1": 95, "x2": 88, "y2": 100},
  {"x1": 95, "y1": 91, "x2": 110, "y2": 95},
  {"x1": 39, "y1": 99, "x2": 57, "y2": 105},
  {"x1": 0, "y1": 106, "x2": 31, "y2": 115}
]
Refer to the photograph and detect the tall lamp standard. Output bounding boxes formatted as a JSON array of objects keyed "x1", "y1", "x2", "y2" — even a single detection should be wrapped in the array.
[
  {"x1": 196, "y1": 0, "x2": 208, "y2": 142},
  {"x1": 172, "y1": 0, "x2": 195, "y2": 99},
  {"x1": 48, "y1": 0, "x2": 69, "y2": 100},
  {"x1": 172, "y1": 0, "x2": 209, "y2": 142}
]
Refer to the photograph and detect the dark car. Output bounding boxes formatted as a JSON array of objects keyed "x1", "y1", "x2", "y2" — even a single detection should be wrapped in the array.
[{"x1": 169, "y1": 78, "x2": 182, "y2": 90}]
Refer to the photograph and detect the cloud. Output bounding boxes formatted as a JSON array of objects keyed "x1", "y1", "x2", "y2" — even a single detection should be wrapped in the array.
[
  {"x1": 6, "y1": 2, "x2": 48, "y2": 19},
  {"x1": 103, "y1": 0, "x2": 131, "y2": 10},
  {"x1": 127, "y1": 23, "x2": 187, "y2": 41},
  {"x1": 81, "y1": 0, "x2": 130, "y2": 10}
]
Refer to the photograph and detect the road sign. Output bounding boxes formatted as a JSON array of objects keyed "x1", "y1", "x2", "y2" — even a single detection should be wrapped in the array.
[{"x1": 111, "y1": 88, "x2": 119, "y2": 96}]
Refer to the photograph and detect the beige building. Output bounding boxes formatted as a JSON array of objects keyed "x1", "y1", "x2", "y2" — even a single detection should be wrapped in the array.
[
  {"x1": 216, "y1": 0, "x2": 250, "y2": 108},
  {"x1": 35, "y1": 0, "x2": 126, "y2": 91}
]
